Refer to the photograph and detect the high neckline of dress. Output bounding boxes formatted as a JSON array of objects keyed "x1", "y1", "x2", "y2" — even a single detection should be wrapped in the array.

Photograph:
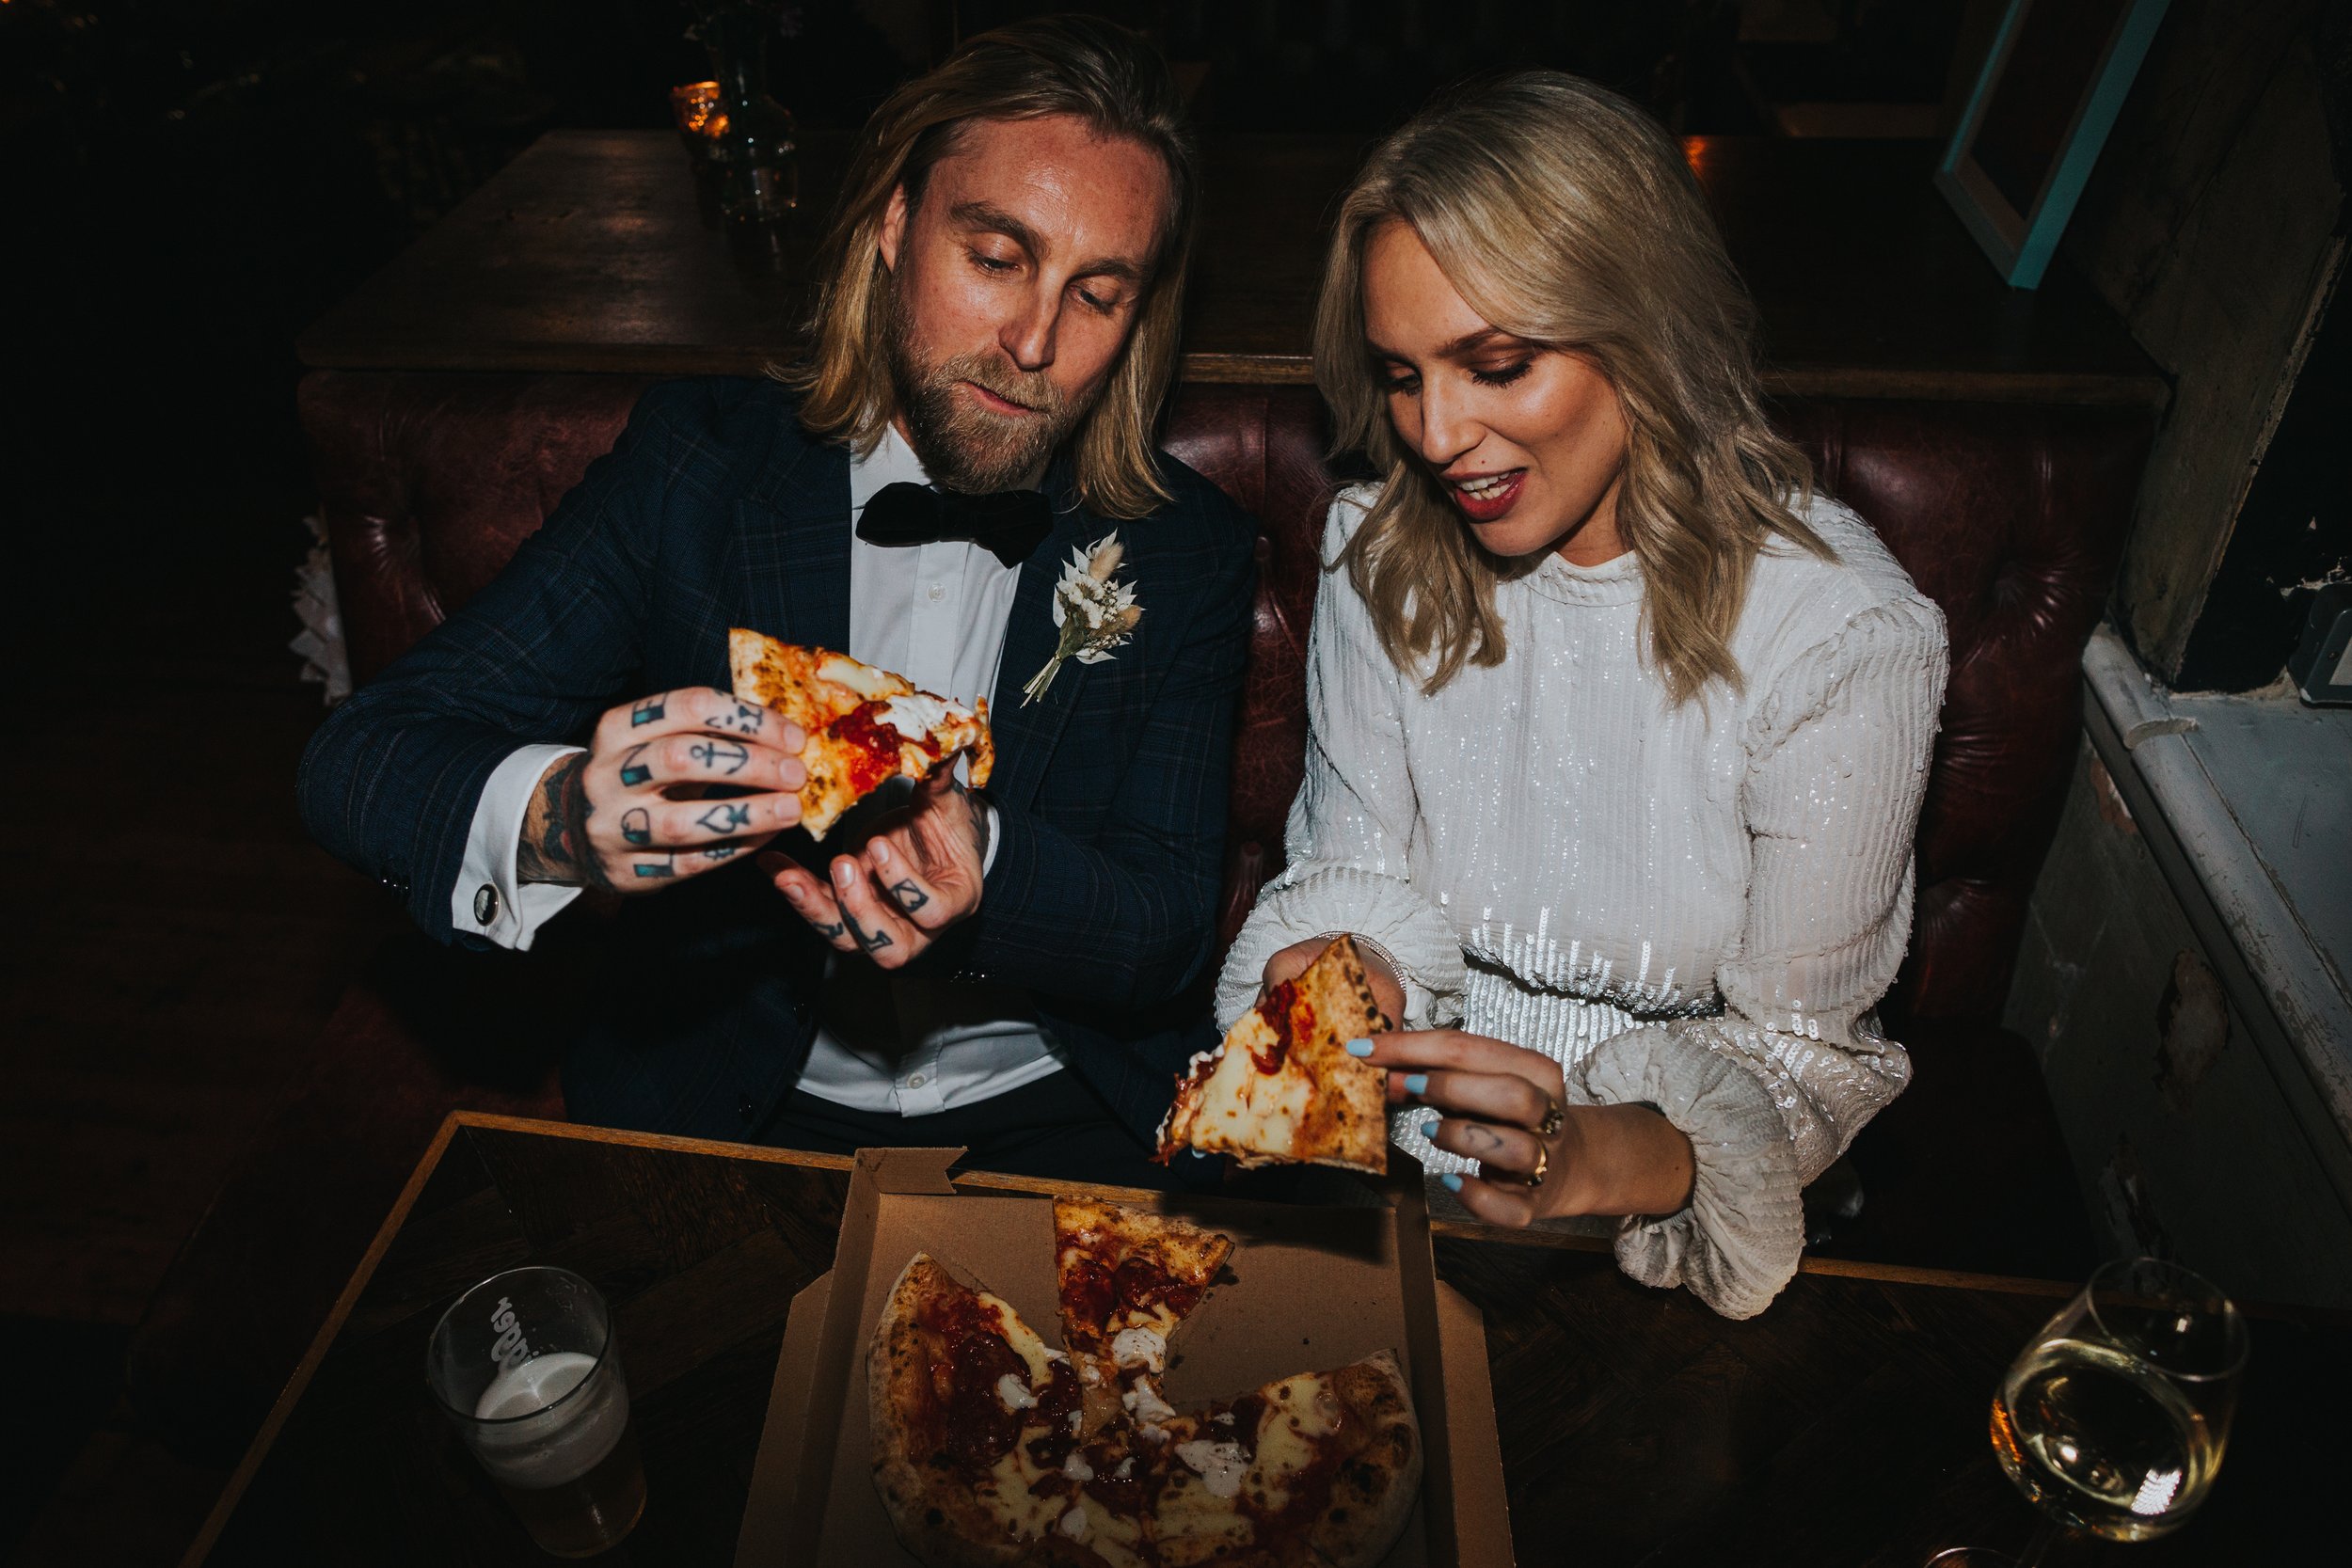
[{"x1": 1522, "y1": 546, "x2": 1645, "y2": 607}]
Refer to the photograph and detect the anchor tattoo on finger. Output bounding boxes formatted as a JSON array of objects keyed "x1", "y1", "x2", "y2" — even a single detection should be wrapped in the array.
[{"x1": 690, "y1": 739, "x2": 751, "y2": 776}]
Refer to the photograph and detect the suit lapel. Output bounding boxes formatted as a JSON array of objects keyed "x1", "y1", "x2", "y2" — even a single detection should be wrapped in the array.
[
  {"x1": 729, "y1": 420, "x2": 852, "y2": 654},
  {"x1": 988, "y1": 468, "x2": 1103, "y2": 813}
]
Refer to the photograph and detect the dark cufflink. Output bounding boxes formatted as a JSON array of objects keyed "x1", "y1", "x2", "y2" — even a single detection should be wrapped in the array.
[{"x1": 472, "y1": 883, "x2": 501, "y2": 926}]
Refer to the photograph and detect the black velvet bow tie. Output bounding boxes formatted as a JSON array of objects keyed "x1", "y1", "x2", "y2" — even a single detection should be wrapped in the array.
[{"x1": 856, "y1": 482, "x2": 1053, "y2": 568}]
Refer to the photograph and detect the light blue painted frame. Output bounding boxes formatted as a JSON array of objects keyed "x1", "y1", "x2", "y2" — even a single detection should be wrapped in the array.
[{"x1": 1936, "y1": 0, "x2": 2174, "y2": 290}]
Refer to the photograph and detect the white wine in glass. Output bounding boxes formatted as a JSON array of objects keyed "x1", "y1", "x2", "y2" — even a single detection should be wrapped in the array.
[{"x1": 1987, "y1": 1257, "x2": 2247, "y2": 1547}]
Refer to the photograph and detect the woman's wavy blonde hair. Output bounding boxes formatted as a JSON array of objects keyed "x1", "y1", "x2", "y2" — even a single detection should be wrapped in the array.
[
  {"x1": 776, "y1": 16, "x2": 1197, "y2": 520},
  {"x1": 1315, "y1": 72, "x2": 1827, "y2": 702}
]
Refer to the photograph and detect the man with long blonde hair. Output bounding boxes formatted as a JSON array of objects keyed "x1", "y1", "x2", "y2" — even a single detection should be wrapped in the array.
[{"x1": 301, "y1": 17, "x2": 1257, "y2": 1186}]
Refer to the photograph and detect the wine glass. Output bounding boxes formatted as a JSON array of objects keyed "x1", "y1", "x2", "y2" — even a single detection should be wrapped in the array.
[{"x1": 1940, "y1": 1257, "x2": 2248, "y2": 1565}]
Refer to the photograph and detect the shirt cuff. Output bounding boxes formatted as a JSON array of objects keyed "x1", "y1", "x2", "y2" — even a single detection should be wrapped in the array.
[
  {"x1": 453, "y1": 743, "x2": 587, "y2": 951},
  {"x1": 980, "y1": 799, "x2": 1000, "y2": 875}
]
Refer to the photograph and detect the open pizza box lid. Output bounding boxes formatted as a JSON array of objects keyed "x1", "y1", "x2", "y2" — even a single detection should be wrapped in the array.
[{"x1": 735, "y1": 1148, "x2": 1515, "y2": 1568}]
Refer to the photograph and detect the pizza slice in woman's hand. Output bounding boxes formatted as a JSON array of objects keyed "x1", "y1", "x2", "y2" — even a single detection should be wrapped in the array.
[
  {"x1": 727, "y1": 628, "x2": 994, "y2": 840},
  {"x1": 1155, "y1": 935, "x2": 1393, "y2": 1173}
]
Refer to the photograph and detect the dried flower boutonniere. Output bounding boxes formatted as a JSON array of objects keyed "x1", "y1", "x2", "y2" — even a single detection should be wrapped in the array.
[{"x1": 1023, "y1": 532, "x2": 1142, "y2": 705}]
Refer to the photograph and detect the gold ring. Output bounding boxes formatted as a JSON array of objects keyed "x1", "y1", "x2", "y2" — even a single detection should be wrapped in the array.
[
  {"x1": 1521, "y1": 1146, "x2": 1549, "y2": 1189},
  {"x1": 1536, "y1": 1098, "x2": 1564, "y2": 1139}
]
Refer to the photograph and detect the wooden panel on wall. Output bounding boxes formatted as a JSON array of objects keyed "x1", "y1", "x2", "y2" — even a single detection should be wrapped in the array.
[{"x1": 2058, "y1": 0, "x2": 2346, "y2": 676}]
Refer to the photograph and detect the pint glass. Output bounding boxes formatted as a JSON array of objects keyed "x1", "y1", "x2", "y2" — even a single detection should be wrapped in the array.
[{"x1": 426, "y1": 1266, "x2": 646, "y2": 1557}]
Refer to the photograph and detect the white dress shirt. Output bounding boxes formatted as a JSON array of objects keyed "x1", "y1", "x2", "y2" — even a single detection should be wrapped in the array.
[{"x1": 452, "y1": 423, "x2": 1067, "y2": 1115}]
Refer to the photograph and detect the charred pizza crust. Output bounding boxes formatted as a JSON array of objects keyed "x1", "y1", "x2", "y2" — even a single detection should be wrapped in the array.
[
  {"x1": 1156, "y1": 936, "x2": 1393, "y2": 1174},
  {"x1": 869, "y1": 1256, "x2": 1086, "y2": 1567}
]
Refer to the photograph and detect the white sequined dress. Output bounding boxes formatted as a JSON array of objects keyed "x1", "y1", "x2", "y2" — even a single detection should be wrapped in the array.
[{"x1": 1216, "y1": 487, "x2": 1948, "y2": 1318}]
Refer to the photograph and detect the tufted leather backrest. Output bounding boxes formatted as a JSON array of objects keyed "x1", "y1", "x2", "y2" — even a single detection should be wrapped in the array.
[{"x1": 303, "y1": 371, "x2": 2148, "y2": 1023}]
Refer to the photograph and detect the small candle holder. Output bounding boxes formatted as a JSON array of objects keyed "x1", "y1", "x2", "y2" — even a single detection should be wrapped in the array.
[{"x1": 669, "y1": 79, "x2": 730, "y2": 226}]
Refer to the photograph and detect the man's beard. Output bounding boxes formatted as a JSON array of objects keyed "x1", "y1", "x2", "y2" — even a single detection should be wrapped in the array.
[{"x1": 885, "y1": 288, "x2": 1096, "y2": 494}]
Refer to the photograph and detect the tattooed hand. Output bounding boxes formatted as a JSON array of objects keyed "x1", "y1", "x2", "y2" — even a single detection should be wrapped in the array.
[
  {"x1": 516, "y1": 687, "x2": 807, "y2": 894},
  {"x1": 758, "y1": 770, "x2": 988, "y2": 969}
]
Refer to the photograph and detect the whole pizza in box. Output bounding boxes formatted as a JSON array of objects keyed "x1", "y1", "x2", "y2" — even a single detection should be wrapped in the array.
[{"x1": 867, "y1": 1200, "x2": 1423, "y2": 1567}]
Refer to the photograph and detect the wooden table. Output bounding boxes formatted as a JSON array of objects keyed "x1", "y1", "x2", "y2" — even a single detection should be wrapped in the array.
[
  {"x1": 185, "y1": 1117, "x2": 2329, "y2": 1566},
  {"x1": 298, "y1": 130, "x2": 2164, "y2": 404}
]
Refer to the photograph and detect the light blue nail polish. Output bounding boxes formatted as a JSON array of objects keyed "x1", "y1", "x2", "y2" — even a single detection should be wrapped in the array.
[
  {"x1": 1439, "y1": 1173, "x2": 1463, "y2": 1193},
  {"x1": 1419, "y1": 1117, "x2": 1440, "y2": 1140},
  {"x1": 1343, "y1": 1038, "x2": 1375, "y2": 1057},
  {"x1": 1404, "y1": 1073, "x2": 1429, "y2": 1096}
]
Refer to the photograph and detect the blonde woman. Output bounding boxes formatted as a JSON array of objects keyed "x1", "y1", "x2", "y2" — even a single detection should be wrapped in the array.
[{"x1": 1220, "y1": 73, "x2": 1948, "y2": 1318}]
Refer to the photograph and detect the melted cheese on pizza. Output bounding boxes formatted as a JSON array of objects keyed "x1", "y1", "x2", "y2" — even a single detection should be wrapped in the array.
[
  {"x1": 1248, "y1": 1372, "x2": 1347, "y2": 1508},
  {"x1": 1068, "y1": 1494, "x2": 1146, "y2": 1568},
  {"x1": 977, "y1": 1290, "x2": 1060, "y2": 1388},
  {"x1": 978, "y1": 1441, "x2": 1069, "y2": 1541},
  {"x1": 1167, "y1": 1013, "x2": 1315, "y2": 1164}
]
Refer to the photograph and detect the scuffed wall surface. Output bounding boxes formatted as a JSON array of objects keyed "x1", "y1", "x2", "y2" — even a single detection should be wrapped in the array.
[{"x1": 2007, "y1": 737, "x2": 2352, "y2": 1305}]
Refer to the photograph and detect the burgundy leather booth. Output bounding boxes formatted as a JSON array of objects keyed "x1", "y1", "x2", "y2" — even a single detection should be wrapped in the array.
[{"x1": 128, "y1": 371, "x2": 2150, "y2": 1462}]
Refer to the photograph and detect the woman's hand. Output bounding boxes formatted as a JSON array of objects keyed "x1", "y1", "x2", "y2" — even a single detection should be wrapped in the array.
[
  {"x1": 1261, "y1": 936, "x2": 1407, "y2": 1023},
  {"x1": 1347, "y1": 1029, "x2": 1697, "y2": 1227}
]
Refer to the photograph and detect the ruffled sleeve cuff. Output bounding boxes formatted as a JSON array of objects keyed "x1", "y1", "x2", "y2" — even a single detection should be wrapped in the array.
[
  {"x1": 1580, "y1": 1025, "x2": 1805, "y2": 1321},
  {"x1": 1215, "y1": 863, "x2": 1465, "y2": 1032}
]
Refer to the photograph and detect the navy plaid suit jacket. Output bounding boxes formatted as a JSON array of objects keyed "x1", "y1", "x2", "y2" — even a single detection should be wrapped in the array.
[{"x1": 298, "y1": 377, "x2": 1259, "y2": 1148}]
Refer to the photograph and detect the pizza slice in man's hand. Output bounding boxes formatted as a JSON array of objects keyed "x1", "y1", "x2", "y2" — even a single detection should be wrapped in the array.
[{"x1": 728, "y1": 628, "x2": 993, "y2": 841}]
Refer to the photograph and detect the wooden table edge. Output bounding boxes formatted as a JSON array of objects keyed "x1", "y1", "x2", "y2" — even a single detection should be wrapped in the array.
[{"x1": 175, "y1": 1109, "x2": 2106, "y2": 1565}]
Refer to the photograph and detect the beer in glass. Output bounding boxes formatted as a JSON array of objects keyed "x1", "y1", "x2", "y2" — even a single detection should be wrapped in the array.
[{"x1": 427, "y1": 1265, "x2": 646, "y2": 1557}]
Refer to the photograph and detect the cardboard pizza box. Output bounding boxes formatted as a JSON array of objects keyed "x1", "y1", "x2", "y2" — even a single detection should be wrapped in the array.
[{"x1": 734, "y1": 1148, "x2": 1515, "y2": 1568}]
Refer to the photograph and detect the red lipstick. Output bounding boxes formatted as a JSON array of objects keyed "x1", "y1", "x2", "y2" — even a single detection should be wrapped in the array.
[{"x1": 1447, "y1": 469, "x2": 1525, "y2": 523}]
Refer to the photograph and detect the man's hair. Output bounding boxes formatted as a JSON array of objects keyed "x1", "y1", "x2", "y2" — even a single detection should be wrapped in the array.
[
  {"x1": 779, "y1": 15, "x2": 1198, "y2": 519},
  {"x1": 1314, "y1": 71, "x2": 1827, "y2": 703}
]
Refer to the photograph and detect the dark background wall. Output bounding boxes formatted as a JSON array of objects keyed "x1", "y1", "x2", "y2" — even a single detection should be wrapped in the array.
[
  {"x1": 0, "y1": 0, "x2": 1977, "y2": 689},
  {"x1": 7, "y1": 0, "x2": 2342, "y2": 696}
]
